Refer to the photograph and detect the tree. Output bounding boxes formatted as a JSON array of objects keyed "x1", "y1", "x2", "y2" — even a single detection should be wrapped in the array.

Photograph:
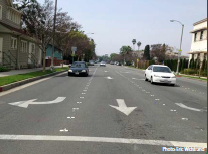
[
  {"x1": 132, "y1": 39, "x2": 136, "y2": 50},
  {"x1": 120, "y1": 46, "x2": 132, "y2": 55},
  {"x1": 137, "y1": 41, "x2": 141, "y2": 50},
  {"x1": 143, "y1": 45, "x2": 150, "y2": 60},
  {"x1": 110, "y1": 53, "x2": 117, "y2": 60},
  {"x1": 151, "y1": 44, "x2": 168, "y2": 62}
]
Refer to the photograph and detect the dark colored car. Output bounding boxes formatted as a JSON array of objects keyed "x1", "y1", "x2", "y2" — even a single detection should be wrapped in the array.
[
  {"x1": 74, "y1": 61, "x2": 86, "y2": 65},
  {"x1": 68, "y1": 64, "x2": 89, "y2": 76}
]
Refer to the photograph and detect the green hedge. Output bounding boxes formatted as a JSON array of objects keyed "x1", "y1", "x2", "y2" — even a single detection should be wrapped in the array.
[{"x1": 0, "y1": 66, "x2": 10, "y2": 72}]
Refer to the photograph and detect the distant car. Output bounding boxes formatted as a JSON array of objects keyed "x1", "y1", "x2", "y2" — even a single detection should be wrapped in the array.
[
  {"x1": 144, "y1": 65, "x2": 176, "y2": 86},
  {"x1": 68, "y1": 64, "x2": 89, "y2": 76},
  {"x1": 110, "y1": 61, "x2": 114, "y2": 65},
  {"x1": 89, "y1": 60, "x2": 95, "y2": 66},
  {"x1": 100, "y1": 61, "x2": 106, "y2": 67}
]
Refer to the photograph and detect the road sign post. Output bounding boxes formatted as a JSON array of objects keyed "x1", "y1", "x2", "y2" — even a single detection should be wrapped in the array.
[
  {"x1": 137, "y1": 59, "x2": 139, "y2": 69},
  {"x1": 71, "y1": 47, "x2": 77, "y2": 65}
]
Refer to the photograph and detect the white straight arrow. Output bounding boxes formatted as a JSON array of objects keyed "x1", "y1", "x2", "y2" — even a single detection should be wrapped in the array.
[
  {"x1": 109, "y1": 99, "x2": 137, "y2": 116},
  {"x1": 9, "y1": 97, "x2": 66, "y2": 108}
]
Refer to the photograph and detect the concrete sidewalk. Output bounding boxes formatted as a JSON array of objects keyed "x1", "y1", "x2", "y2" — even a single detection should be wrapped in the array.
[{"x1": 0, "y1": 65, "x2": 69, "y2": 77}]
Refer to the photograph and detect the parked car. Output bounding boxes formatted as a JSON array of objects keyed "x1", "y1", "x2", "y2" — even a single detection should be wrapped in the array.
[
  {"x1": 89, "y1": 60, "x2": 95, "y2": 66},
  {"x1": 100, "y1": 61, "x2": 106, "y2": 67},
  {"x1": 68, "y1": 64, "x2": 89, "y2": 76},
  {"x1": 110, "y1": 61, "x2": 114, "y2": 65},
  {"x1": 144, "y1": 65, "x2": 176, "y2": 86}
]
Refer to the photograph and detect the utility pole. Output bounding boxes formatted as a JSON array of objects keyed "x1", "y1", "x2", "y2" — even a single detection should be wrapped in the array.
[
  {"x1": 51, "y1": 0, "x2": 58, "y2": 71},
  {"x1": 170, "y1": 20, "x2": 184, "y2": 75}
]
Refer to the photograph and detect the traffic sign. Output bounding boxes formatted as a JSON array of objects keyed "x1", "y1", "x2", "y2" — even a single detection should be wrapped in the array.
[{"x1": 137, "y1": 59, "x2": 139, "y2": 62}]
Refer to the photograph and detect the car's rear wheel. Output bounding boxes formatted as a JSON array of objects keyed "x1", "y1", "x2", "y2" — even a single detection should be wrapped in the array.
[
  {"x1": 85, "y1": 73, "x2": 89, "y2": 77},
  {"x1": 68, "y1": 73, "x2": 71, "y2": 76}
]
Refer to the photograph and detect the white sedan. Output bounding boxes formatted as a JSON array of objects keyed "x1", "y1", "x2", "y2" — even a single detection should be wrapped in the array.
[{"x1": 144, "y1": 65, "x2": 176, "y2": 86}]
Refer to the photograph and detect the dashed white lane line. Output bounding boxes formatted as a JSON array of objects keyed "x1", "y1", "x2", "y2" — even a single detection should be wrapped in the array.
[
  {"x1": 77, "y1": 102, "x2": 82, "y2": 104},
  {"x1": 0, "y1": 135, "x2": 206, "y2": 148},
  {"x1": 83, "y1": 90, "x2": 87, "y2": 92},
  {"x1": 59, "y1": 128, "x2": 68, "y2": 132},
  {"x1": 82, "y1": 93, "x2": 86, "y2": 95},
  {"x1": 80, "y1": 97, "x2": 84, "y2": 99},
  {"x1": 67, "y1": 117, "x2": 75, "y2": 119},
  {"x1": 182, "y1": 118, "x2": 189, "y2": 121}
]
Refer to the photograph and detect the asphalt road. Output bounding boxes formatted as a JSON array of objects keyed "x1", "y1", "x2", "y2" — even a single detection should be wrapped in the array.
[{"x1": 0, "y1": 65, "x2": 207, "y2": 154}]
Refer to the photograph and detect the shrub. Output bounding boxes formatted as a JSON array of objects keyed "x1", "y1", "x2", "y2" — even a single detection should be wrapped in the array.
[
  {"x1": 0, "y1": 66, "x2": 10, "y2": 72},
  {"x1": 184, "y1": 69, "x2": 197, "y2": 75}
]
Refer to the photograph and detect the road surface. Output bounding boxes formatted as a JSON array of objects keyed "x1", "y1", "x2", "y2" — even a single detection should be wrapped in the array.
[{"x1": 0, "y1": 65, "x2": 207, "y2": 154}]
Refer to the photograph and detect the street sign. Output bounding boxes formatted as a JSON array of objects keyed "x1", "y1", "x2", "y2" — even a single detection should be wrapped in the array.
[
  {"x1": 71, "y1": 47, "x2": 77, "y2": 52},
  {"x1": 71, "y1": 47, "x2": 77, "y2": 56}
]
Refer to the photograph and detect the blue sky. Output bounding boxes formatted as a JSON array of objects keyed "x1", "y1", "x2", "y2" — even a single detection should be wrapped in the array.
[{"x1": 38, "y1": 0, "x2": 207, "y2": 56}]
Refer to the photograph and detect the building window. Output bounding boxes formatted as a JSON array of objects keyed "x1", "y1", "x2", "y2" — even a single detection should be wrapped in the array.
[
  {"x1": 31, "y1": 43, "x2": 35, "y2": 53},
  {"x1": 194, "y1": 33, "x2": 197, "y2": 42},
  {"x1": 7, "y1": 8, "x2": 20, "y2": 24},
  {"x1": 21, "y1": 41, "x2": 27, "y2": 53},
  {"x1": 0, "y1": 5, "x2": 2, "y2": 20},
  {"x1": 11, "y1": 37, "x2": 17, "y2": 49},
  {"x1": 200, "y1": 31, "x2": 204, "y2": 40}
]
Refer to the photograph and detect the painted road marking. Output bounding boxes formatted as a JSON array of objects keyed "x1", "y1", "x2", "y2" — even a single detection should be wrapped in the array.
[
  {"x1": 109, "y1": 99, "x2": 137, "y2": 116},
  {"x1": 82, "y1": 93, "x2": 86, "y2": 95},
  {"x1": 105, "y1": 77, "x2": 113, "y2": 80},
  {"x1": 67, "y1": 117, "x2": 75, "y2": 119},
  {"x1": 175, "y1": 103, "x2": 204, "y2": 112},
  {"x1": 83, "y1": 90, "x2": 87, "y2": 92},
  {"x1": 132, "y1": 78, "x2": 145, "y2": 81},
  {"x1": 59, "y1": 129, "x2": 68, "y2": 132},
  {"x1": 0, "y1": 135, "x2": 206, "y2": 148},
  {"x1": 182, "y1": 118, "x2": 189, "y2": 121},
  {"x1": 77, "y1": 102, "x2": 82, "y2": 104},
  {"x1": 9, "y1": 97, "x2": 66, "y2": 108},
  {"x1": 80, "y1": 97, "x2": 84, "y2": 99}
]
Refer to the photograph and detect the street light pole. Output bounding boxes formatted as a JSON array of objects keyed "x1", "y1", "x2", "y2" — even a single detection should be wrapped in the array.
[
  {"x1": 51, "y1": 0, "x2": 58, "y2": 71},
  {"x1": 170, "y1": 20, "x2": 184, "y2": 75}
]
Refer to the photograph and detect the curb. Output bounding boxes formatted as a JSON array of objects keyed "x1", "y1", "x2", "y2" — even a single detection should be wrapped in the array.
[{"x1": 0, "y1": 70, "x2": 67, "y2": 92}]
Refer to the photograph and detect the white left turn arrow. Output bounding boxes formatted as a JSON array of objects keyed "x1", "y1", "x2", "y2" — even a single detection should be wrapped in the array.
[
  {"x1": 9, "y1": 97, "x2": 66, "y2": 108},
  {"x1": 109, "y1": 99, "x2": 137, "y2": 116}
]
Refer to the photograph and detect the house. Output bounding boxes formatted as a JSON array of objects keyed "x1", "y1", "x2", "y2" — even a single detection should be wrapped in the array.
[
  {"x1": 45, "y1": 44, "x2": 63, "y2": 60},
  {"x1": 45, "y1": 44, "x2": 63, "y2": 67},
  {"x1": 188, "y1": 18, "x2": 207, "y2": 67},
  {"x1": 0, "y1": 0, "x2": 42, "y2": 69}
]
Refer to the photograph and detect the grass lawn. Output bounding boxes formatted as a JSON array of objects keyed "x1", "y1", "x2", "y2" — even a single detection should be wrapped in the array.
[
  {"x1": 0, "y1": 67, "x2": 68, "y2": 86},
  {"x1": 179, "y1": 74, "x2": 207, "y2": 81}
]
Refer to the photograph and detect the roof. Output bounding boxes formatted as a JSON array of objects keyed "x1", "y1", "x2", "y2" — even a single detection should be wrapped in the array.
[
  {"x1": 190, "y1": 27, "x2": 207, "y2": 33},
  {"x1": 0, "y1": 21, "x2": 31, "y2": 37},
  {"x1": 187, "y1": 51, "x2": 207, "y2": 54},
  {"x1": 193, "y1": 18, "x2": 207, "y2": 26}
]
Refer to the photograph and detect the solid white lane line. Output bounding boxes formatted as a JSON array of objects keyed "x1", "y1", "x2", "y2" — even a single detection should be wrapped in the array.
[
  {"x1": 175, "y1": 103, "x2": 203, "y2": 112},
  {"x1": 0, "y1": 135, "x2": 206, "y2": 148}
]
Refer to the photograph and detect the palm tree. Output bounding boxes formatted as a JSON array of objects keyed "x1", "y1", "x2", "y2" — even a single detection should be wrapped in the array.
[
  {"x1": 137, "y1": 41, "x2": 141, "y2": 51},
  {"x1": 132, "y1": 39, "x2": 136, "y2": 51}
]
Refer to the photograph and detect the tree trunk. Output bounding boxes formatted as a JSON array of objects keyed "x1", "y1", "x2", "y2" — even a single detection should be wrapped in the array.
[{"x1": 42, "y1": 51, "x2": 46, "y2": 72}]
